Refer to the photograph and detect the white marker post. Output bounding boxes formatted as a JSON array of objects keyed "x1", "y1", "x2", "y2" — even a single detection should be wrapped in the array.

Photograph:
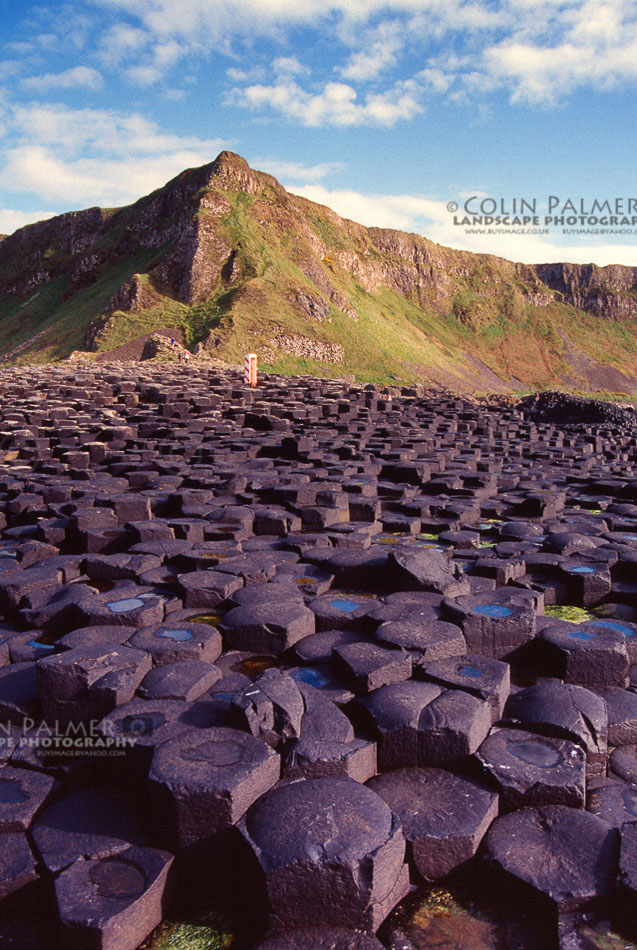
[{"x1": 244, "y1": 353, "x2": 258, "y2": 388}]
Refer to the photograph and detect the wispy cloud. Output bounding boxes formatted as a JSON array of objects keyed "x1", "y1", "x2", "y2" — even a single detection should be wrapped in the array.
[
  {"x1": 272, "y1": 56, "x2": 310, "y2": 77},
  {"x1": 95, "y1": 23, "x2": 150, "y2": 67},
  {"x1": 22, "y1": 66, "x2": 103, "y2": 92},
  {"x1": 7, "y1": 103, "x2": 223, "y2": 156},
  {"x1": 0, "y1": 208, "x2": 57, "y2": 235},
  {"x1": 228, "y1": 79, "x2": 423, "y2": 127},
  {"x1": 0, "y1": 102, "x2": 227, "y2": 207},
  {"x1": 91, "y1": 0, "x2": 637, "y2": 107},
  {"x1": 339, "y1": 20, "x2": 404, "y2": 81},
  {"x1": 250, "y1": 157, "x2": 343, "y2": 182}
]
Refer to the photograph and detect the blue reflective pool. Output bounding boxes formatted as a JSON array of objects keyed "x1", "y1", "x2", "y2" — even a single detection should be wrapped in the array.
[
  {"x1": 457, "y1": 664, "x2": 483, "y2": 678},
  {"x1": 27, "y1": 640, "x2": 55, "y2": 653},
  {"x1": 290, "y1": 667, "x2": 332, "y2": 688},
  {"x1": 473, "y1": 605, "x2": 512, "y2": 618},
  {"x1": 589, "y1": 621, "x2": 634, "y2": 637},
  {"x1": 330, "y1": 599, "x2": 361, "y2": 612},
  {"x1": 107, "y1": 597, "x2": 145, "y2": 613},
  {"x1": 157, "y1": 629, "x2": 194, "y2": 642}
]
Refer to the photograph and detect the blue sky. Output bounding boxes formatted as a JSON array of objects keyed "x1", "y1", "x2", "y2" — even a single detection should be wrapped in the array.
[{"x1": 0, "y1": 0, "x2": 636, "y2": 265}]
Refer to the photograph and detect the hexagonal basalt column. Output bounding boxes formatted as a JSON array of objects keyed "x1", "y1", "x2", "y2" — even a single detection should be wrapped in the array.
[
  {"x1": 587, "y1": 618, "x2": 637, "y2": 664},
  {"x1": 587, "y1": 777, "x2": 637, "y2": 828},
  {"x1": 597, "y1": 688, "x2": 637, "y2": 746},
  {"x1": 128, "y1": 621, "x2": 222, "y2": 667},
  {"x1": 221, "y1": 601, "x2": 316, "y2": 654},
  {"x1": 137, "y1": 660, "x2": 221, "y2": 702},
  {"x1": 358, "y1": 680, "x2": 491, "y2": 771},
  {"x1": 418, "y1": 653, "x2": 510, "y2": 722},
  {"x1": 388, "y1": 549, "x2": 469, "y2": 597},
  {"x1": 0, "y1": 662, "x2": 39, "y2": 724},
  {"x1": 367, "y1": 767, "x2": 498, "y2": 881},
  {"x1": 31, "y1": 786, "x2": 148, "y2": 874},
  {"x1": 504, "y1": 682, "x2": 608, "y2": 776},
  {"x1": 561, "y1": 562, "x2": 612, "y2": 607},
  {"x1": 484, "y1": 805, "x2": 618, "y2": 916},
  {"x1": 230, "y1": 669, "x2": 305, "y2": 750},
  {"x1": 308, "y1": 595, "x2": 378, "y2": 633},
  {"x1": 0, "y1": 831, "x2": 38, "y2": 899},
  {"x1": 333, "y1": 642, "x2": 412, "y2": 693},
  {"x1": 148, "y1": 727, "x2": 280, "y2": 854},
  {"x1": 238, "y1": 777, "x2": 409, "y2": 931},
  {"x1": 374, "y1": 618, "x2": 466, "y2": 666},
  {"x1": 443, "y1": 591, "x2": 536, "y2": 661},
  {"x1": 97, "y1": 698, "x2": 195, "y2": 782},
  {"x1": 610, "y1": 744, "x2": 637, "y2": 784},
  {"x1": 476, "y1": 727, "x2": 585, "y2": 810},
  {"x1": 38, "y1": 645, "x2": 152, "y2": 726},
  {"x1": 616, "y1": 821, "x2": 637, "y2": 936},
  {"x1": 176, "y1": 570, "x2": 243, "y2": 609},
  {"x1": 0, "y1": 765, "x2": 58, "y2": 831},
  {"x1": 76, "y1": 589, "x2": 166, "y2": 630},
  {"x1": 55, "y1": 845, "x2": 174, "y2": 950},
  {"x1": 283, "y1": 738, "x2": 377, "y2": 784},
  {"x1": 537, "y1": 623, "x2": 629, "y2": 687}
]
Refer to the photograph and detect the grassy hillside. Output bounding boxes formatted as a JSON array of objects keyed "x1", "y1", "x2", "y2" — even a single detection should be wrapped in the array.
[{"x1": 0, "y1": 154, "x2": 635, "y2": 393}]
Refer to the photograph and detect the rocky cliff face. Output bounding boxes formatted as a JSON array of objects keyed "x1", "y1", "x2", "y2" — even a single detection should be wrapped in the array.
[
  {"x1": 0, "y1": 151, "x2": 635, "y2": 392},
  {"x1": 532, "y1": 262, "x2": 637, "y2": 320}
]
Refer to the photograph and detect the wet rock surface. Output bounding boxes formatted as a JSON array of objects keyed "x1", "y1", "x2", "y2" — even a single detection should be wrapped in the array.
[
  {"x1": 367, "y1": 767, "x2": 498, "y2": 881},
  {"x1": 55, "y1": 845, "x2": 175, "y2": 950},
  {"x1": 484, "y1": 804, "x2": 619, "y2": 912},
  {"x1": 0, "y1": 363, "x2": 632, "y2": 947},
  {"x1": 476, "y1": 727, "x2": 586, "y2": 810},
  {"x1": 238, "y1": 776, "x2": 409, "y2": 930}
]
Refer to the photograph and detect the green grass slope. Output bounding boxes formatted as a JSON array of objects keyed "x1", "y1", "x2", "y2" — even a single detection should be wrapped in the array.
[{"x1": 0, "y1": 156, "x2": 635, "y2": 394}]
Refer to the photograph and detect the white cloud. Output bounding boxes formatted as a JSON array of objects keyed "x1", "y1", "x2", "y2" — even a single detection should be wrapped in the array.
[
  {"x1": 485, "y1": 32, "x2": 637, "y2": 104},
  {"x1": 0, "y1": 208, "x2": 57, "y2": 236},
  {"x1": 228, "y1": 79, "x2": 422, "y2": 126},
  {"x1": 290, "y1": 183, "x2": 448, "y2": 231},
  {"x1": 5, "y1": 43, "x2": 34, "y2": 55},
  {"x1": 417, "y1": 67, "x2": 453, "y2": 93},
  {"x1": 8, "y1": 103, "x2": 224, "y2": 157},
  {"x1": 250, "y1": 157, "x2": 343, "y2": 182},
  {"x1": 340, "y1": 43, "x2": 401, "y2": 82},
  {"x1": 0, "y1": 61, "x2": 23, "y2": 82},
  {"x1": 340, "y1": 21, "x2": 403, "y2": 81},
  {"x1": 0, "y1": 146, "x2": 221, "y2": 206},
  {"x1": 272, "y1": 56, "x2": 309, "y2": 76},
  {"x1": 97, "y1": 0, "x2": 336, "y2": 39},
  {"x1": 289, "y1": 183, "x2": 637, "y2": 266},
  {"x1": 96, "y1": 23, "x2": 150, "y2": 66},
  {"x1": 226, "y1": 66, "x2": 267, "y2": 82},
  {"x1": 481, "y1": 0, "x2": 637, "y2": 104},
  {"x1": 0, "y1": 103, "x2": 228, "y2": 207},
  {"x1": 92, "y1": 0, "x2": 637, "y2": 107},
  {"x1": 22, "y1": 66, "x2": 104, "y2": 93},
  {"x1": 124, "y1": 64, "x2": 163, "y2": 86}
]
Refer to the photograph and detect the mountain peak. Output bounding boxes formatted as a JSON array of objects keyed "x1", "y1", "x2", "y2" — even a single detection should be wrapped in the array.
[
  {"x1": 212, "y1": 150, "x2": 251, "y2": 170},
  {"x1": 0, "y1": 156, "x2": 635, "y2": 393},
  {"x1": 203, "y1": 150, "x2": 283, "y2": 196}
]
